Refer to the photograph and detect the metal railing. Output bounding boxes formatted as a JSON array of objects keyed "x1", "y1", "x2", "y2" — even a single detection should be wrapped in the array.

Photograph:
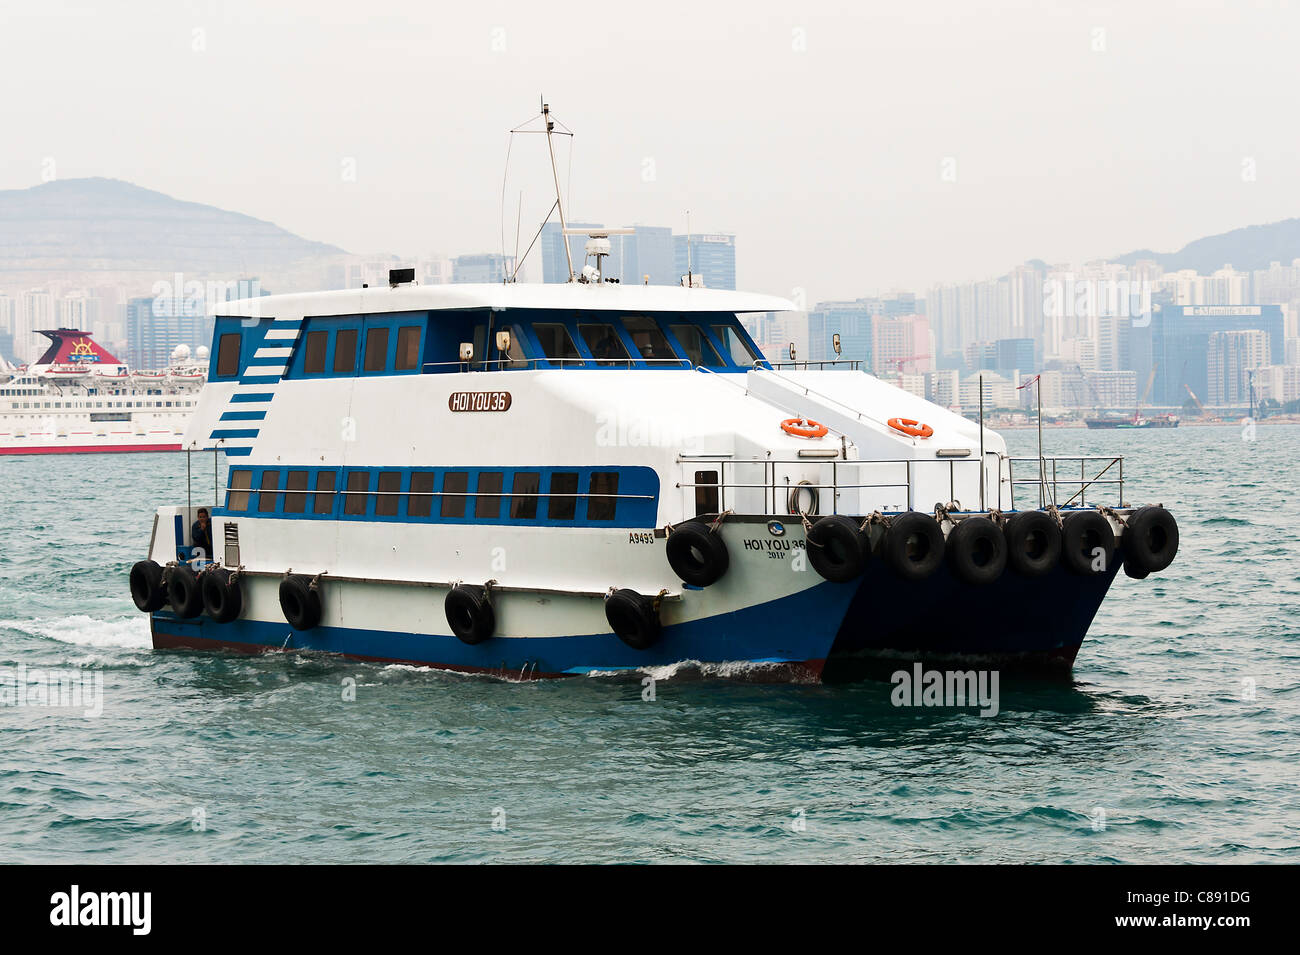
[
  {"x1": 676, "y1": 453, "x2": 1125, "y2": 515},
  {"x1": 767, "y1": 359, "x2": 863, "y2": 371},
  {"x1": 1006, "y1": 456, "x2": 1123, "y2": 510}
]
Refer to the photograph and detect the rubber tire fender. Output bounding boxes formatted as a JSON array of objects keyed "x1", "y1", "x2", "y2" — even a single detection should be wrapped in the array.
[
  {"x1": 166, "y1": 563, "x2": 204, "y2": 619},
  {"x1": 1003, "y1": 510, "x2": 1062, "y2": 578},
  {"x1": 882, "y1": 512, "x2": 945, "y2": 581},
  {"x1": 445, "y1": 584, "x2": 496, "y2": 645},
  {"x1": 605, "y1": 589, "x2": 660, "y2": 650},
  {"x1": 946, "y1": 516, "x2": 1008, "y2": 586},
  {"x1": 279, "y1": 574, "x2": 322, "y2": 631},
  {"x1": 201, "y1": 567, "x2": 243, "y2": 623},
  {"x1": 129, "y1": 559, "x2": 167, "y2": 613},
  {"x1": 665, "y1": 520, "x2": 729, "y2": 588},
  {"x1": 1123, "y1": 505, "x2": 1179, "y2": 575},
  {"x1": 805, "y1": 515, "x2": 870, "y2": 583},
  {"x1": 1061, "y1": 511, "x2": 1116, "y2": 576}
]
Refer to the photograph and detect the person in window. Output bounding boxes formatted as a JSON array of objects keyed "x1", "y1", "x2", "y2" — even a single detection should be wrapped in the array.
[{"x1": 191, "y1": 507, "x2": 213, "y2": 561}]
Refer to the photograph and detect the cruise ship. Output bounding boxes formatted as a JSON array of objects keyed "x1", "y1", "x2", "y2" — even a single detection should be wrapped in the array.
[
  {"x1": 126, "y1": 262, "x2": 1180, "y2": 682},
  {"x1": 0, "y1": 329, "x2": 206, "y2": 455}
]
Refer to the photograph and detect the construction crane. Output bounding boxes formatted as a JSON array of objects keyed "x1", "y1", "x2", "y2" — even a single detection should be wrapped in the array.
[{"x1": 1183, "y1": 382, "x2": 1206, "y2": 417}]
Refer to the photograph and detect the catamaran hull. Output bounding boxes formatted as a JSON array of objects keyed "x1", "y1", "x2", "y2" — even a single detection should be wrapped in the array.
[{"x1": 148, "y1": 552, "x2": 1122, "y2": 684}]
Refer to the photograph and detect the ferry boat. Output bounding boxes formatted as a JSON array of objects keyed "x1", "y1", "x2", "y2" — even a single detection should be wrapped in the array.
[
  {"x1": 126, "y1": 265, "x2": 1181, "y2": 682},
  {"x1": 0, "y1": 330, "x2": 207, "y2": 455}
]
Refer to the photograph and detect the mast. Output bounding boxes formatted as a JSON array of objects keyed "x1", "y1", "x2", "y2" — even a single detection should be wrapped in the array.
[{"x1": 542, "y1": 100, "x2": 574, "y2": 282}]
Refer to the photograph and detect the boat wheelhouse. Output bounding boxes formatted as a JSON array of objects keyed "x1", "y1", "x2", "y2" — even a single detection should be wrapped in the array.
[{"x1": 128, "y1": 274, "x2": 1180, "y2": 681}]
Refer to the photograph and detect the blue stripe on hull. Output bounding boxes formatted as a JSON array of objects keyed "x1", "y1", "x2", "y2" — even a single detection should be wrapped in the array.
[{"x1": 151, "y1": 580, "x2": 860, "y2": 680}]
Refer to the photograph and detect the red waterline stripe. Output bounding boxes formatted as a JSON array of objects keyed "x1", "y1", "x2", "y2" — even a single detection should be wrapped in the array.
[
  {"x1": 0, "y1": 443, "x2": 181, "y2": 455},
  {"x1": 150, "y1": 629, "x2": 828, "y2": 684}
]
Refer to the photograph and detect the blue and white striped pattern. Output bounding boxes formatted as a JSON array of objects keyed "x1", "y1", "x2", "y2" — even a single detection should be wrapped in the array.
[{"x1": 210, "y1": 318, "x2": 303, "y2": 457}]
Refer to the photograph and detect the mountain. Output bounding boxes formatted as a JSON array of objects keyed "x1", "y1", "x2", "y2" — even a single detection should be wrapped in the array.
[
  {"x1": 0, "y1": 177, "x2": 343, "y2": 274},
  {"x1": 1111, "y1": 218, "x2": 1300, "y2": 274}
]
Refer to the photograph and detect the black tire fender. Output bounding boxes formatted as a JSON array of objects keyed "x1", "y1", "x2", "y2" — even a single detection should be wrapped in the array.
[
  {"x1": 1123, "y1": 505, "x2": 1179, "y2": 575},
  {"x1": 1061, "y1": 511, "x2": 1115, "y2": 576},
  {"x1": 201, "y1": 567, "x2": 243, "y2": 623},
  {"x1": 166, "y1": 563, "x2": 204, "y2": 619},
  {"x1": 1003, "y1": 510, "x2": 1062, "y2": 577},
  {"x1": 805, "y1": 515, "x2": 870, "y2": 583},
  {"x1": 445, "y1": 584, "x2": 496, "y2": 645},
  {"x1": 129, "y1": 559, "x2": 167, "y2": 613},
  {"x1": 665, "y1": 520, "x2": 729, "y2": 587},
  {"x1": 882, "y1": 512, "x2": 945, "y2": 581},
  {"x1": 946, "y1": 516, "x2": 1008, "y2": 585},
  {"x1": 605, "y1": 588, "x2": 660, "y2": 650},
  {"x1": 279, "y1": 574, "x2": 322, "y2": 631}
]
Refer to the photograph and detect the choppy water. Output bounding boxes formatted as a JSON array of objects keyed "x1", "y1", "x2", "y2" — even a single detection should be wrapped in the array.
[{"x1": 1, "y1": 424, "x2": 1297, "y2": 863}]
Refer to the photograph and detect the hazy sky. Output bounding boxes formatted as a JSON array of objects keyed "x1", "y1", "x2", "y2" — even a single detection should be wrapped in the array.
[{"x1": 4, "y1": 1, "x2": 1299, "y2": 302}]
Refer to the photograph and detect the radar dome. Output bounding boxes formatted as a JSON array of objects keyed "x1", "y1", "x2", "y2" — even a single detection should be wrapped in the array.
[
  {"x1": 171, "y1": 344, "x2": 192, "y2": 361},
  {"x1": 196, "y1": 346, "x2": 210, "y2": 360}
]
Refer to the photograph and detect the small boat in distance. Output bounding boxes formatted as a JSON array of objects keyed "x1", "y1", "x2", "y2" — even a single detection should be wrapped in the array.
[{"x1": 1085, "y1": 412, "x2": 1180, "y2": 429}]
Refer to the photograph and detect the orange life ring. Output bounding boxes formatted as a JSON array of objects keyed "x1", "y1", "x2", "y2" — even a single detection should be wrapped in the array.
[
  {"x1": 781, "y1": 417, "x2": 829, "y2": 439},
  {"x1": 887, "y1": 417, "x2": 934, "y2": 438}
]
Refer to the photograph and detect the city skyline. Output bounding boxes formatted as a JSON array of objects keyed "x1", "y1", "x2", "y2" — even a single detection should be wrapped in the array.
[{"x1": 5, "y1": 2, "x2": 1300, "y2": 301}]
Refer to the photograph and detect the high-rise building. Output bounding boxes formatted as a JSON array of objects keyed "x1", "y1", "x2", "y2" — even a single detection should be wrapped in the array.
[
  {"x1": 809, "y1": 301, "x2": 875, "y2": 367},
  {"x1": 616, "y1": 226, "x2": 674, "y2": 286},
  {"x1": 1207, "y1": 329, "x2": 1271, "y2": 406},
  {"x1": 1151, "y1": 305, "x2": 1284, "y2": 406},
  {"x1": 871, "y1": 315, "x2": 931, "y2": 375},
  {"x1": 673, "y1": 233, "x2": 736, "y2": 290},
  {"x1": 125, "y1": 295, "x2": 212, "y2": 370},
  {"x1": 994, "y1": 337, "x2": 1038, "y2": 376},
  {"x1": 451, "y1": 254, "x2": 514, "y2": 284}
]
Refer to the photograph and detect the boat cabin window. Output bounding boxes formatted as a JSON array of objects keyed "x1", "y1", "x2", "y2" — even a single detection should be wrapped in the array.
[
  {"x1": 258, "y1": 471, "x2": 279, "y2": 513},
  {"x1": 548, "y1": 472, "x2": 580, "y2": 520},
  {"x1": 313, "y1": 472, "x2": 336, "y2": 515},
  {"x1": 303, "y1": 330, "x2": 328, "y2": 374},
  {"x1": 284, "y1": 470, "x2": 309, "y2": 513},
  {"x1": 228, "y1": 469, "x2": 252, "y2": 510},
  {"x1": 441, "y1": 472, "x2": 468, "y2": 518},
  {"x1": 712, "y1": 324, "x2": 761, "y2": 366},
  {"x1": 334, "y1": 329, "x2": 359, "y2": 374},
  {"x1": 376, "y1": 471, "x2": 401, "y2": 516},
  {"x1": 395, "y1": 326, "x2": 421, "y2": 371},
  {"x1": 670, "y1": 325, "x2": 722, "y2": 368},
  {"x1": 344, "y1": 471, "x2": 369, "y2": 516},
  {"x1": 588, "y1": 472, "x2": 619, "y2": 521},
  {"x1": 408, "y1": 472, "x2": 435, "y2": 517},
  {"x1": 621, "y1": 316, "x2": 680, "y2": 363},
  {"x1": 364, "y1": 328, "x2": 389, "y2": 372},
  {"x1": 475, "y1": 472, "x2": 503, "y2": 518},
  {"x1": 217, "y1": 334, "x2": 241, "y2": 378},
  {"x1": 510, "y1": 472, "x2": 540, "y2": 519},
  {"x1": 533, "y1": 323, "x2": 581, "y2": 365},
  {"x1": 579, "y1": 324, "x2": 631, "y2": 366}
]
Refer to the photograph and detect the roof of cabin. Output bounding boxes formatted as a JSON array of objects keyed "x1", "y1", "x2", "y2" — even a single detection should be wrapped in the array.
[{"x1": 211, "y1": 282, "x2": 795, "y2": 319}]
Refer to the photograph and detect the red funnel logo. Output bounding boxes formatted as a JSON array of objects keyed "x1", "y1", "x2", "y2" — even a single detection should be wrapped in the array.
[{"x1": 33, "y1": 329, "x2": 123, "y2": 366}]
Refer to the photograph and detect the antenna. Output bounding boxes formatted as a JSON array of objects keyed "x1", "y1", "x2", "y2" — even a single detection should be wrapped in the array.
[
  {"x1": 542, "y1": 99, "x2": 575, "y2": 282},
  {"x1": 686, "y1": 209, "x2": 693, "y2": 286}
]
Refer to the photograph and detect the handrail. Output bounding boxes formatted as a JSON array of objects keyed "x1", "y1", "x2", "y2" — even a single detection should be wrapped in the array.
[{"x1": 677, "y1": 453, "x2": 1123, "y2": 515}]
